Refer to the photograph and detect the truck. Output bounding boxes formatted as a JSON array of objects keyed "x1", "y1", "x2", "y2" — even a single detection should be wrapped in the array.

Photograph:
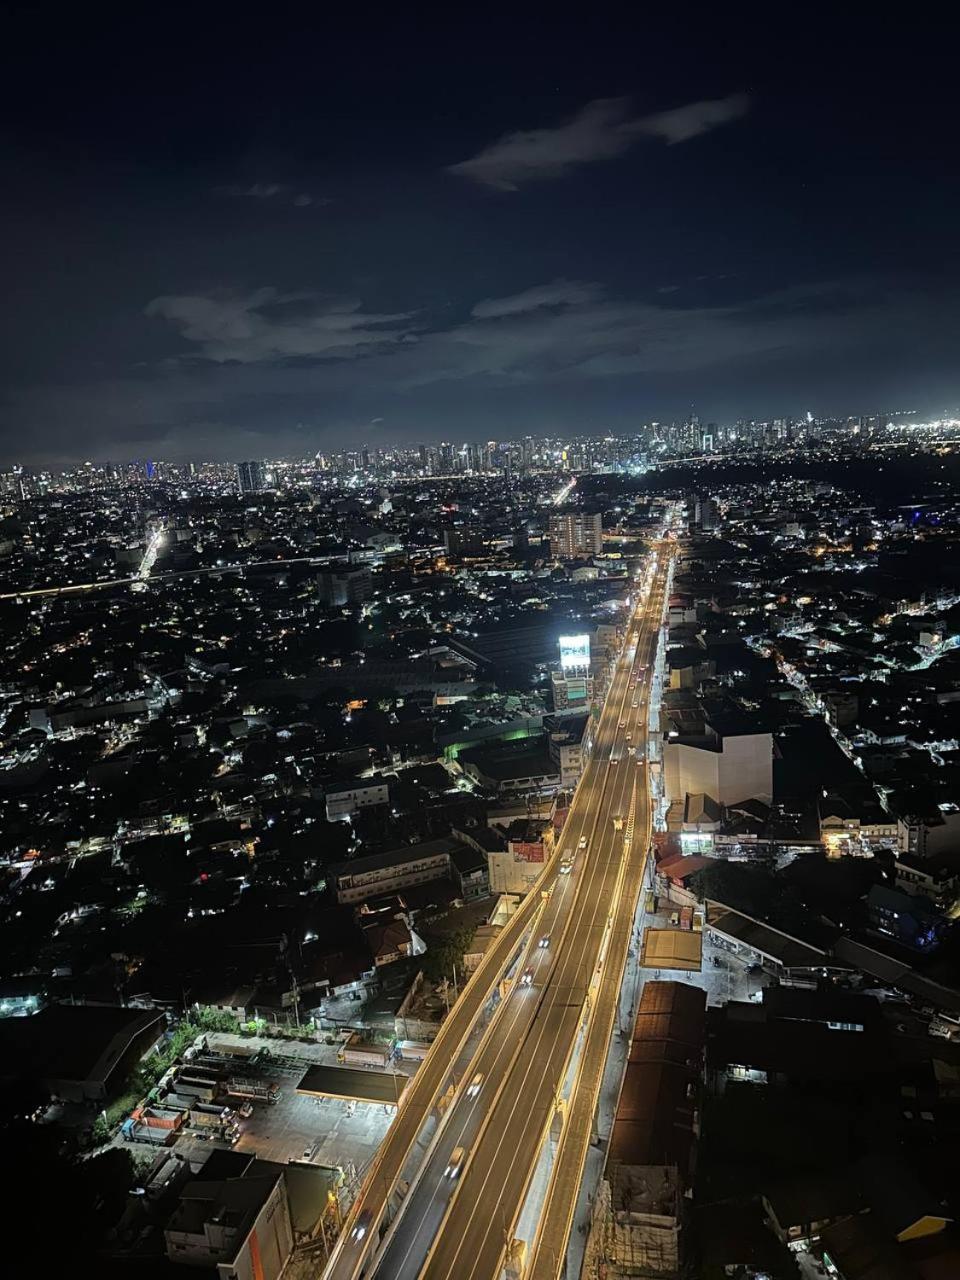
[
  {"x1": 172, "y1": 1075, "x2": 220, "y2": 1103},
  {"x1": 225, "y1": 1077, "x2": 282, "y2": 1104},
  {"x1": 132, "y1": 1105, "x2": 184, "y2": 1132},
  {"x1": 337, "y1": 1039, "x2": 390, "y2": 1070},
  {"x1": 397, "y1": 1040, "x2": 432, "y2": 1063},
  {"x1": 163, "y1": 1092, "x2": 207, "y2": 1113},
  {"x1": 122, "y1": 1117, "x2": 175, "y2": 1146},
  {"x1": 187, "y1": 1106, "x2": 241, "y2": 1141}
]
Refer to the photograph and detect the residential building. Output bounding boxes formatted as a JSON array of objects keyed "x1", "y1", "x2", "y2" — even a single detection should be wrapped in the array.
[
  {"x1": 324, "y1": 778, "x2": 389, "y2": 821},
  {"x1": 544, "y1": 712, "x2": 589, "y2": 785},
  {"x1": 549, "y1": 509, "x2": 603, "y2": 558},
  {"x1": 316, "y1": 565, "x2": 373, "y2": 606},
  {"x1": 329, "y1": 836, "x2": 459, "y2": 905}
]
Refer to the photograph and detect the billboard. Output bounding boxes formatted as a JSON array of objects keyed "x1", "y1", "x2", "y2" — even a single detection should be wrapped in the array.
[{"x1": 559, "y1": 633, "x2": 591, "y2": 672}]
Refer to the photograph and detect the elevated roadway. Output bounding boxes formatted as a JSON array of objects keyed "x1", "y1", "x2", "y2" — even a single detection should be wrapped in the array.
[{"x1": 350, "y1": 546, "x2": 671, "y2": 1280}]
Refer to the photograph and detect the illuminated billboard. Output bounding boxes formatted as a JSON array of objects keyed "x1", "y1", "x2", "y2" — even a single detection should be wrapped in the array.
[{"x1": 559, "y1": 633, "x2": 591, "y2": 672}]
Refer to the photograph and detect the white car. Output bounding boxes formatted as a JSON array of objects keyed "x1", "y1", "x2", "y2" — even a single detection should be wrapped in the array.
[
  {"x1": 445, "y1": 1146, "x2": 466, "y2": 1178},
  {"x1": 351, "y1": 1210, "x2": 372, "y2": 1242},
  {"x1": 520, "y1": 968, "x2": 534, "y2": 986},
  {"x1": 466, "y1": 1072, "x2": 484, "y2": 1098},
  {"x1": 579, "y1": 836, "x2": 588, "y2": 849},
  {"x1": 539, "y1": 934, "x2": 551, "y2": 949}
]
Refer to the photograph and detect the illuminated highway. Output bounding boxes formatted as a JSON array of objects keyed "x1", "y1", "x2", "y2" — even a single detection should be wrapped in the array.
[{"x1": 335, "y1": 542, "x2": 672, "y2": 1280}]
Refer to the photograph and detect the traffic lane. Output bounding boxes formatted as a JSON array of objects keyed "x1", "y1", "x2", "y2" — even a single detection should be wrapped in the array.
[
  {"x1": 429, "y1": 841, "x2": 630, "y2": 1280},
  {"x1": 440, "y1": 607, "x2": 658, "y2": 1275},
  {"x1": 331, "y1": 869, "x2": 570, "y2": 1280},
  {"x1": 428, "y1": 755, "x2": 636, "y2": 1280},
  {"x1": 375, "y1": 961, "x2": 543, "y2": 1280},
  {"x1": 368, "y1": 600, "x2": 659, "y2": 1280},
  {"x1": 371, "y1": 728, "x2": 625, "y2": 1277}
]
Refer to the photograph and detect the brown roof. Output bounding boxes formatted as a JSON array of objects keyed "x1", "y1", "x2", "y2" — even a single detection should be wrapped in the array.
[{"x1": 606, "y1": 982, "x2": 706, "y2": 1173}]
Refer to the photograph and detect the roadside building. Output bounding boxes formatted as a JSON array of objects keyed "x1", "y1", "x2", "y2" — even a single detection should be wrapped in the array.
[
  {"x1": 487, "y1": 819, "x2": 555, "y2": 895},
  {"x1": 594, "y1": 982, "x2": 706, "y2": 1277},
  {"x1": 544, "y1": 712, "x2": 590, "y2": 785}
]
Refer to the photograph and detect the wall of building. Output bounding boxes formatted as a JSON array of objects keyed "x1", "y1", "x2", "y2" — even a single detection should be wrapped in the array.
[
  {"x1": 334, "y1": 852, "x2": 450, "y2": 904},
  {"x1": 325, "y1": 782, "x2": 389, "y2": 821},
  {"x1": 665, "y1": 733, "x2": 772, "y2": 807},
  {"x1": 487, "y1": 849, "x2": 545, "y2": 896}
]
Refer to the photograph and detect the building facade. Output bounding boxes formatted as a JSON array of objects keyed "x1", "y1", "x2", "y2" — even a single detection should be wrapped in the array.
[{"x1": 549, "y1": 510, "x2": 603, "y2": 559}]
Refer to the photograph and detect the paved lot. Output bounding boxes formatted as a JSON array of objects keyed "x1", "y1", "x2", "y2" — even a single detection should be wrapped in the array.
[{"x1": 236, "y1": 1088, "x2": 394, "y2": 1170}]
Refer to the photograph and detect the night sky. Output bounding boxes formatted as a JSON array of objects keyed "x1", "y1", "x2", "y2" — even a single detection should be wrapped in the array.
[{"x1": 1, "y1": 8, "x2": 958, "y2": 464}]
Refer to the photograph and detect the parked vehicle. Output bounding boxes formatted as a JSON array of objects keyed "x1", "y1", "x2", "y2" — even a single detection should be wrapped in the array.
[
  {"x1": 225, "y1": 1078, "x2": 282, "y2": 1104},
  {"x1": 397, "y1": 1040, "x2": 432, "y2": 1063},
  {"x1": 337, "y1": 1039, "x2": 390, "y2": 1070},
  {"x1": 122, "y1": 1118, "x2": 174, "y2": 1146}
]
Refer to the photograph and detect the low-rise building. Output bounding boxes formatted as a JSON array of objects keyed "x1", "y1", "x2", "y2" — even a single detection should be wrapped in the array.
[
  {"x1": 487, "y1": 819, "x2": 555, "y2": 895},
  {"x1": 544, "y1": 712, "x2": 590, "y2": 785},
  {"x1": 324, "y1": 778, "x2": 389, "y2": 821},
  {"x1": 329, "y1": 836, "x2": 460, "y2": 905},
  {"x1": 165, "y1": 1158, "x2": 294, "y2": 1278}
]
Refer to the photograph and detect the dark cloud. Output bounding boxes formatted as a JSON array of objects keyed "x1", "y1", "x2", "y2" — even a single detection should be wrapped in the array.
[
  {"x1": 446, "y1": 94, "x2": 750, "y2": 190},
  {"x1": 145, "y1": 289, "x2": 416, "y2": 364}
]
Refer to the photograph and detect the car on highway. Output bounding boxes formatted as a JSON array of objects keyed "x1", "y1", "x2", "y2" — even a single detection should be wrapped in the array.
[
  {"x1": 351, "y1": 1209, "x2": 373, "y2": 1242},
  {"x1": 539, "y1": 933, "x2": 551, "y2": 948},
  {"x1": 618, "y1": 718, "x2": 626, "y2": 729},
  {"x1": 559, "y1": 856, "x2": 574, "y2": 874},
  {"x1": 445, "y1": 1146, "x2": 466, "y2": 1179},
  {"x1": 466, "y1": 1072, "x2": 484, "y2": 1098},
  {"x1": 625, "y1": 732, "x2": 632, "y2": 742},
  {"x1": 520, "y1": 968, "x2": 534, "y2": 986},
  {"x1": 610, "y1": 752, "x2": 620, "y2": 763},
  {"x1": 632, "y1": 699, "x2": 639, "y2": 708},
  {"x1": 579, "y1": 835, "x2": 588, "y2": 849}
]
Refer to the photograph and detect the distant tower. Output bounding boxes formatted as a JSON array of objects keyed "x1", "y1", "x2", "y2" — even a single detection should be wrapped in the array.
[{"x1": 237, "y1": 460, "x2": 266, "y2": 494}]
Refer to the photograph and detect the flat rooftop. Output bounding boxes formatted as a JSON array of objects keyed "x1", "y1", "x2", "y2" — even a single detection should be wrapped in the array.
[
  {"x1": 297, "y1": 1065, "x2": 409, "y2": 1106},
  {"x1": 640, "y1": 928, "x2": 703, "y2": 972}
]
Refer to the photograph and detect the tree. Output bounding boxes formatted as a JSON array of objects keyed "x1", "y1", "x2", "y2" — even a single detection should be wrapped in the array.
[{"x1": 421, "y1": 925, "x2": 475, "y2": 984}]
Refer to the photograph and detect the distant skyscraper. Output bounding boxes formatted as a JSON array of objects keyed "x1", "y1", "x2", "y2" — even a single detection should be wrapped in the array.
[
  {"x1": 693, "y1": 495, "x2": 719, "y2": 532},
  {"x1": 439, "y1": 441, "x2": 454, "y2": 474},
  {"x1": 237, "y1": 460, "x2": 266, "y2": 494},
  {"x1": 522, "y1": 436, "x2": 534, "y2": 470},
  {"x1": 549, "y1": 510, "x2": 603, "y2": 558}
]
